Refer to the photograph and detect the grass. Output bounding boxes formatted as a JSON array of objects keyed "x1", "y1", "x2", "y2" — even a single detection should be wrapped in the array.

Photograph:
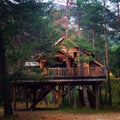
[{"x1": 58, "y1": 104, "x2": 120, "y2": 114}]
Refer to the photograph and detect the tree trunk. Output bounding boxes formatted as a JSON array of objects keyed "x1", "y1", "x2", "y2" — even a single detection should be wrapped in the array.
[
  {"x1": 66, "y1": 0, "x2": 69, "y2": 38},
  {"x1": 103, "y1": 0, "x2": 112, "y2": 106},
  {"x1": 0, "y1": 33, "x2": 13, "y2": 116},
  {"x1": 82, "y1": 85, "x2": 90, "y2": 108}
]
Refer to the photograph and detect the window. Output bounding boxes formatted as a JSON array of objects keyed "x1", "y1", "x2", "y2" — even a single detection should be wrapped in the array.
[{"x1": 74, "y1": 52, "x2": 77, "y2": 57}]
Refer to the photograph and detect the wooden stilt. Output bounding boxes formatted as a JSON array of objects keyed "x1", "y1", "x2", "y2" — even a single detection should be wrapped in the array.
[
  {"x1": 68, "y1": 83, "x2": 71, "y2": 107},
  {"x1": 95, "y1": 84, "x2": 99, "y2": 110},
  {"x1": 82, "y1": 85, "x2": 90, "y2": 108},
  {"x1": 61, "y1": 85, "x2": 64, "y2": 106},
  {"x1": 71, "y1": 86, "x2": 74, "y2": 105},
  {"x1": 25, "y1": 87, "x2": 28, "y2": 110},
  {"x1": 52, "y1": 91, "x2": 56, "y2": 104},
  {"x1": 92, "y1": 84, "x2": 99, "y2": 109},
  {"x1": 99, "y1": 84, "x2": 102, "y2": 106},
  {"x1": 62, "y1": 86, "x2": 64, "y2": 97},
  {"x1": 13, "y1": 85, "x2": 16, "y2": 110},
  {"x1": 74, "y1": 86, "x2": 76, "y2": 107},
  {"x1": 58, "y1": 85, "x2": 61, "y2": 106}
]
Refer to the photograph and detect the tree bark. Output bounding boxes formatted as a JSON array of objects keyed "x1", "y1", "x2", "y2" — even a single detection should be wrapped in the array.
[
  {"x1": 103, "y1": 0, "x2": 112, "y2": 106},
  {"x1": 0, "y1": 33, "x2": 13, "y2": 116},
  {"x1": 66, "y1": 0, "x2": 69, "y2": 38}
]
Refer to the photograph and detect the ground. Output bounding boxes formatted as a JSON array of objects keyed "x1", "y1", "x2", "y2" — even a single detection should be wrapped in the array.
[
  {"x1": 14, "y1": 111, "x2": 120, "y2": 120},
  {"x1": 0, "y1": 110, "x2": 120, "y2": 120},
  {"x1": 0, "y1": 103, "x2": 120, "y2": 120}
]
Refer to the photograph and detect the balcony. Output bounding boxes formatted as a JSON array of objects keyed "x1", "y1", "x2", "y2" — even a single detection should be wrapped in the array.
[{"x1": 44, "y1": 67, "x2": 106, "y2": 79}]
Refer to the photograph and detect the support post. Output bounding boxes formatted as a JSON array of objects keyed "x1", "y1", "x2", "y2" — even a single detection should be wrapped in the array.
[
  {"x1": 93, "y1": 84, "x2": 99, "y2": 109},
  {"x1": 68, "y1": 83, "x2": 71, "y2": 107},
  {"x1": 52, "y1": 91, "x2": 56, "y2": 104},
  {"x1": 95, "y1": 84, "x2": 99, "y2": 110},
  {"x1": 58, "y1": 85, "x2": 61, "y2": 106},
  {"x1": 74, "y1": 86, "x2": 76, "y2": 107},
  {"x1": 61, "y1": 86, "x2": 64, "y2": 106},
  {"x1": 99, "y1": 84, "x2": 102, "y2": 107},
  {"x1": 13, "y1": 85, "x2": 16, "y2": 110},
  {"x1": 82, "y1": 85, "x2": 90, "y2": 108},
  {"x1": 62, "y1": 86, "x2": 64, "y2": 97},
  {"x1": 25, "y1": 87, "x2": 28, "y2": 110}
]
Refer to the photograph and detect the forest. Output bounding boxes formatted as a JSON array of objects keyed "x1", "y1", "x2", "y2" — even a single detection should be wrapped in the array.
[{"x1": 0, "y1": 0, "x2": 120, "y2": 118}]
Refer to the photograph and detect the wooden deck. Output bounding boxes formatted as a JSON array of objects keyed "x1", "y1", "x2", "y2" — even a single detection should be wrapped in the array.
[
  {"x1": 12, "y1": 66, "x2": 106, "y2": 85},
  {"x1": 11, "y1": 66, "x2": 106, "y2": 110}
]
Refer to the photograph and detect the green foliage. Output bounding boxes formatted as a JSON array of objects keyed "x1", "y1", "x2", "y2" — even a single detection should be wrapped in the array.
[
  {"x1": 76, "y1": 0, "x2": 104, "y2": 35},
  {"x1": 76, "y1": 36, "x2": 94, "y2": 52},
  {"x1": 75, "y1": 0, "x2": 119, "y2": 64},
  {"x1": 62, "y1": 35, "x2": 78, "y2": 48},
  {"x1": 111, "y1": 80, "x2": 120, "y2": 104},
  {"x1": 109, "y1": 44, "x2": 120, "y2": 78},
  {"x1": 1, "y1": 0, "x2": 61, "y2": 80},
  {"x1": 101, "y1": 79, "x2": 120, "y2": 105},
  {"x1": 80, "y1": 54, "x2": 94, "y2": 63},
  {"x1": 21, "y1": 67, "x2": 45, "y2": 81}
]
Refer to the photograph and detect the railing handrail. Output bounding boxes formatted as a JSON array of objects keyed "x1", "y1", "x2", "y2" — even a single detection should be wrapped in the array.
[
  {"x1": 47, "y1": 66, "x2": 105, "y2": 69},
  {"x1": 42, "y1": 66, "x2": 106, "y2": 77}
]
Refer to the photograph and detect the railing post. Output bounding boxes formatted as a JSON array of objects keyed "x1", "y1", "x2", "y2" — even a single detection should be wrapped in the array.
[{"x1": 77, "y1": 63, "x2": 80, "y2": 76}]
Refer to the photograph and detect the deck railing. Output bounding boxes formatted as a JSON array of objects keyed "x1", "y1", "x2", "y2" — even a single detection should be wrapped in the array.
[{"x1": 45, "y1": 67, "x2": 106, "y2": 77}]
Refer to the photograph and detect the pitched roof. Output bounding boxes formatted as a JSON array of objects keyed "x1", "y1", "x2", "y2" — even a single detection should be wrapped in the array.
[{"x1": 54, "y1": 36, "x2": 104, "y2": 67}]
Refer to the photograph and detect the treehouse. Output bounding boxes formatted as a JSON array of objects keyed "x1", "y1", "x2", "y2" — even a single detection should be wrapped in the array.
[
  {"x1": 12, "y1": 36, "x2": 106, "y2": 110},
  {"x1": 36, "y1": 36, "x2": 105, "y2": 78}
]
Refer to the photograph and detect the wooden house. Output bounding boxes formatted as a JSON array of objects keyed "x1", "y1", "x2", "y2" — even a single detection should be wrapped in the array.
[
  {"x1": 36, "y1": 36, "x2": 105, "y2": 78},
  {"x1": 12, "y1": 36, "x2": 106, "y2": 110}
]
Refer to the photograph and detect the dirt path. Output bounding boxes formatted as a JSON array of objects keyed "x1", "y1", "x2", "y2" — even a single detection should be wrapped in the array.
[{"x1": 14, "y1": 111, "x2": 120, "y2": 120}]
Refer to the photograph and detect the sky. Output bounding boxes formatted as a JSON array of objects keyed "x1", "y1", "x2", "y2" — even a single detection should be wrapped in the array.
[
  {"x1": 43, "y1": 0, "x2": 116, "y2": 12},
  {"x1": 43, "y1": 0, "x2": 66, "y2": 2},
  {"x1": 43, "y1": 0, "x2": 66, "y2": 5}
]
